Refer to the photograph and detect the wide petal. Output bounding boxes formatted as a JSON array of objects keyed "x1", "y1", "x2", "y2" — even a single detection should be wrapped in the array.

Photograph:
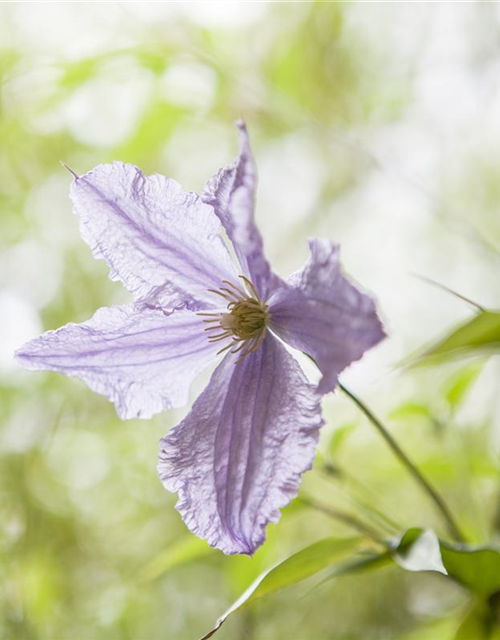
[
  {"x1": 158, "y1": 335, "x2": 323, "y2": 555},
  {"x1": 15, "y1": 304, "x2": 221, "y2": 419},
  {"x1": 202, "y1": 122, "x2": 281, "y2": 299},
  {"x1": 70, "y1": 162, "x2": 238, "y2": 309},
  {"x1": 268, "y1": 239, "x2": 386, "y2": 394}
]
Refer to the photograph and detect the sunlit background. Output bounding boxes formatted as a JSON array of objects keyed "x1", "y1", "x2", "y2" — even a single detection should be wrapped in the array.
[{"x1": 2, "y1": 2, "x2": 500, "y2": 639}]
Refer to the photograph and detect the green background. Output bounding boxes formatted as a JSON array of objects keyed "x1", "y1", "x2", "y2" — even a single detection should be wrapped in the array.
[{"x1": 1, "y1": 3, "x2": 500, "y2": 639}]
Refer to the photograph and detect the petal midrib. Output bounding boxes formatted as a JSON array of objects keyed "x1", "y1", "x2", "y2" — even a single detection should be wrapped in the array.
[{"x1": 80, "y1": 176, "x2": 235, "y2": 301}]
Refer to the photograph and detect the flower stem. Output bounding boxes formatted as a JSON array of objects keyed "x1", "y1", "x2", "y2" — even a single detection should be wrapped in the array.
[
  {"x1": 319, "y1": 463, "x2": 403, "y2": 535},
  {"x1": 338, "y1": 382, "x2": 465, "y2": 543},
  {"x1": 300, "y1": 496, "x2": 387, "y2": 546}
]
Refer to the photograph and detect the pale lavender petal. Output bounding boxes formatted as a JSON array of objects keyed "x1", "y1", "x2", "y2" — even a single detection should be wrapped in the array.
[
  {"x1": 158, "y1": 335, "x2": 323, "y2": 555},
  {"x1": 15, "y1": 305, "x2": 221, "y2": 419},
  {"x1": 268, "y1": 239, "x2": 386, "y2": 394},
  {"x1": 70, "y1": 162, "x2": 238, "y2": 310},
  {"x1": 202, "y1": 122, "x2": 282, "y2": 299}
]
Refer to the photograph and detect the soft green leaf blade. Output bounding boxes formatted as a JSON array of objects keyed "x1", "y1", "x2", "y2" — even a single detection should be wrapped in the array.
[
  {"x1": 139, "y1": 536, "x2": 213, "y2": 583},
  {"x1": 389, "y1": 402, "x2": 432, "y2": 421},
  {"x1": 444, "y1": 360, "x2": 484, "y2": 409},
  {"x1": 454, "y1": 603, "x2": 493, "y2": 640},
  {"x1": 200, "y1": 537, "x2": 362, "y2": 640},
  {"x1": 243, "y1": 536, "x2": 362, "y2": 605},
  {"x1": 318, "y1": 549, "x2": 393, "y2": 588},
  {"x1": 328, "y1": 421, "x2": 357, "y2": 456},
  {"x1": 416, "y1": 310, "x2": 500, "y2": 364},
  {"x1": 440, "y1": 543, "x2": 500, "y2": 598}
]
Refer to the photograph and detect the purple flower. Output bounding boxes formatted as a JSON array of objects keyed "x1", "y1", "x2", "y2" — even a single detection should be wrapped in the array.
[{"x1": 15, "y1": 123, "x2": 385, "y2": 555}]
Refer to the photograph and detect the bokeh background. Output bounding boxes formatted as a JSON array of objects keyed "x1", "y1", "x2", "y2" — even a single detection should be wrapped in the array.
[{"x1": 1, "y1": 2, "x2": 500, "y2": 639}]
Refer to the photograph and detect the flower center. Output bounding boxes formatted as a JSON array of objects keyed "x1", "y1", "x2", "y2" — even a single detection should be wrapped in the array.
[{"x1": 198, "y1": 276, "x2": 269, "y2": 362}]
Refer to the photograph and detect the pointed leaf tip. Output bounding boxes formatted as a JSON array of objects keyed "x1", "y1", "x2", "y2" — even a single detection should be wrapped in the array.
[
  {"x1": 394, "y1": 528, "x2": 447, "y2": 575},
  {"x1": 393, "y1": 528, "x2": 500, "y2": 599},
  {"x1": 411, "y1": 310, "x2": 500, "y2": 366}
]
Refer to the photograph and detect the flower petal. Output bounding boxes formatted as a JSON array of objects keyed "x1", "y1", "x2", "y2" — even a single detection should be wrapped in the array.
[
  {"x1": 268, "y1": 239, "x2": 386, "y2": 394},
  {"x1": 70, "y1": 162, "x2": 238, "y2": 309},
  {"x1": 158, "y1": 335, "x2": 323, "y2": 555},
  {"x1": 15, "y1": 304, "x2": 221, "y2": 419},
  {"x1": 202, "y1": 122, "x2": 281, "y2": 299}
]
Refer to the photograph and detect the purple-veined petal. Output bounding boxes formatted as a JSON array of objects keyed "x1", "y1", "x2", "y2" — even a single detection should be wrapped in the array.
[
  {"x1": 268, "y1": 239, "x2": 386, "y2": 394},
  {"x1": 70, "y1": 162, "x2": 239, "y2": 310},
  {"x1": 158, "y1": 335, "x2": 324, "y2": 555},
  {"x1": 15, "y1": 304, "x2": 222, "y2": 420},
  {"x1": 202, "y1": 122, "x2": 281, "y2": 300}
]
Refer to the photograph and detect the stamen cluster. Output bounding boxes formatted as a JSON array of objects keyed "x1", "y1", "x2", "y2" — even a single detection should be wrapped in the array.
[{"x1": 198, "y1": 276, "x2": 269, "y2": 362}]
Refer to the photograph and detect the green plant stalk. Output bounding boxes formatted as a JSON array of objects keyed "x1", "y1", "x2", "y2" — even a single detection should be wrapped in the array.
[
  {"x1": 338, "y1": 382, "x2": 465, "y2": 543},
  {"x1": 320, "y1": 463, "x2": 403, "y2": 535},
  {"x1": 300, "y1": 496, "x2": 387, "y2": 546}
]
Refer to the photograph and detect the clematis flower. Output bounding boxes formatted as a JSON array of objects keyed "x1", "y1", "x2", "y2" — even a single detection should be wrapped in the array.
[{"x1": 15, "y1": 123, "x2": 385, "y2": 555}]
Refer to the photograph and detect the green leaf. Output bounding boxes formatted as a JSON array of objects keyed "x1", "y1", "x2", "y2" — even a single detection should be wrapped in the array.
[
  {"x1": 415, "y1": 310, "x2": 500, "y2": 364},
  {"x1": 394, "y1": 529, "x2": 500, "y2": 599},
  {"x1": 444, "y1": 360, "x2": 484, "y2": 409},
  {"x1": 389, "y1": 402, "x2": 432, "y2": 421},
  {"x1": 199, "y1": 537, "x2": 363, "y2": 640},
  {"x1": 454, "y1": 602, "x2": 500, "y2": 640},
  {"x1": 454, "y1": 604, "x2": 490, "y2": 640},
  {"x1": 319, "y1": 549, "x2": 393, "y2": 587},
  {"x1": 328, "y1": 422, "x2": 357, "y2": 456},
  {"x1": 139, "y1": 536, "x2": 213, "y2": 583},
  {"x1": 242, "y1": 537, "x2": 362, "y2": 605},
  {"x1": 440, "y1": 544, "x2": 500, "y2": 598}
]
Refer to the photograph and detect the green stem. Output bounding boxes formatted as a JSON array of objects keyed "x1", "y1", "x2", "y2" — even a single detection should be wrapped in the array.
[
  {"x1": 300, "y1": 496, "x2": 387, "y2": 546},
  {"x1": 320, "y1": 463, "x2": 403, "y2": 535},
  {"x1": 338, "y1": 382, "x2": 465, "y2": 544}
]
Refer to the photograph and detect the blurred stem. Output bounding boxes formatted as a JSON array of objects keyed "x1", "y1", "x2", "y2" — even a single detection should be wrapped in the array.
[
  {"x1": 411, "y1": 273, "x2": 485, "y2": 311},
  {"x1": 320, "y1": 463, "x2": 403, "y2": 535},
  {"x1": 300, "y1": 496, "x2": 387, "y2": 546},
  {"x1": 338, "y1": 382, "x2": 466, "y2": 544}
]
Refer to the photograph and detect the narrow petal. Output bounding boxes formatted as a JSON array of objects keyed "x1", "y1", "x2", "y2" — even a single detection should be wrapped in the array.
[
  {"x1": 70, "y1": 162, "x2": 238, "y2": 309},
  {"x1": 268, "y1": 239, "x2": 386, "y2": 394},
  {"x1": 202, "y1": 122, "x2": 281, "y2": 299},
  {"x1": 158, "y1": 335, "x2": 323, "y2": 555},
  {"x1": 15, "y1": 305, "x2": 221, "y2": 419}
]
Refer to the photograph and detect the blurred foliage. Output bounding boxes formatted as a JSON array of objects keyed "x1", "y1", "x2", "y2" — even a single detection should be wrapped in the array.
[
  {"x1": 1, "y1": 2, "x2": 500, "y2": 640},
  {"x1": 413, "y1": 311, "x2": 500, "y2": 366}
]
